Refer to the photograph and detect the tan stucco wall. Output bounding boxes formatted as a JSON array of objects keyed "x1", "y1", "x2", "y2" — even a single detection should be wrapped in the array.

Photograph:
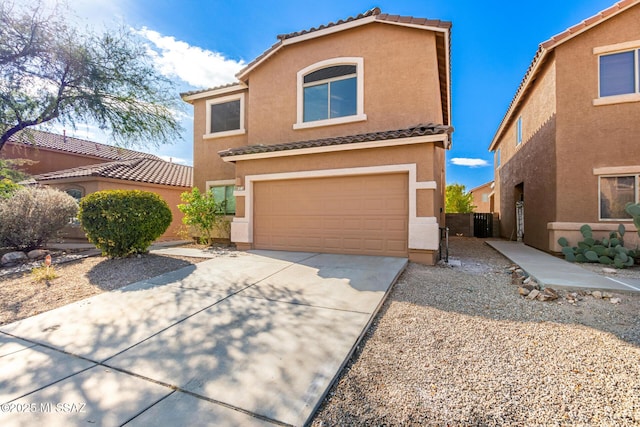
[
  {"x1": 470, "y1": 182, "x2": 493, "y2": 213},
  {"x1": 188, "y1": 23, "x2": 446, "y2": 192},
  {"x1": 46, "y1": 178, "x2": 189, "y2": 240},
  {"x1": 233, "y1": 143, "x2": 443, "y2": 224},
  {"x1": 1, "y1": 143, "x2": 106, "y2": 176},
  {"x1": 245, "y1": 24, "x2": 443, "y2": 145},
  {"x1": 492, "y1": 57, "x2": 558, "y2": 248},
  {"x1": 554, "y1": 4, "x2": 640, "y2": 225},
  {"x1": 190, "y1": 89, "x2": 248, "y2": 190},
  {"x1": 493, "y1": 4, "x2": 640, "y2": 252}
]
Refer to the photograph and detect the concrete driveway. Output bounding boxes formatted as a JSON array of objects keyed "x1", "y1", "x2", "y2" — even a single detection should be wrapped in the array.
[{"x1": 0, "y1": 250, "x2": 406, "y2": 426}]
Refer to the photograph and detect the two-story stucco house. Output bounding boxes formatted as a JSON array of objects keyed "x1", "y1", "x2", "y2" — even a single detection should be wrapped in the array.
[
  {"x1": 489, "y1": 0, "x2": 640, "y2": 252},
  {"x1": 182, "y1": 8, "x2": 453, "y2": 264}
]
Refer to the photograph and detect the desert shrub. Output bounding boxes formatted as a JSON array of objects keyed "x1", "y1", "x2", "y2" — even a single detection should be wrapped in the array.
[
  {"x1": 0, "y1": 186, "x2": 78, "y2": 250},
  {"x1": 0, "y1": 178, "x2": 22, "y2": 199},
  {"x1": 178, "y1": 187, "x2": 229, "y2": 244},
  {"x1": 78, "y1": 190, "x2": 172, "y2": 257}
]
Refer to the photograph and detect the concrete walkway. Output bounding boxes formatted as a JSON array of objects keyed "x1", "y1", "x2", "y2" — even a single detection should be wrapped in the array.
[
  {"x1": 0, "y1": 250, "x2": 407, "y2": 426},
  {"x1": 487, "y1": 240, "x2": 640, "y2": 293}
]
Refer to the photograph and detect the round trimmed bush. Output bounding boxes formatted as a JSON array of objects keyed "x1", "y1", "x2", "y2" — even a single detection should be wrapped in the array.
[
  {"x1": 78, "y1": 190, "x2": 172, "y2": 257},
  {"x1": 0, "y1": 186, "x2": 78, "y2": 250}
]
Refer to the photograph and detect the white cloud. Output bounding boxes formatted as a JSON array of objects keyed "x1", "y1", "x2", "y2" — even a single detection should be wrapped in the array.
[
  {"x1": 136, "y1": 27, "x2": 245, "y2": 89},
  {"x1": 159, "y1": 155, "x2": 190, "y2": 165},
  {"x1": 450, "y1": 158, "x2": 490, "y2": 168}
]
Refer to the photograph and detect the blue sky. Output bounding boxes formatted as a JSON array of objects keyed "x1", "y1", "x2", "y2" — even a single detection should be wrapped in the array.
[{"x1": 55, "y1": 0, "x2": 617, "y2": 191}]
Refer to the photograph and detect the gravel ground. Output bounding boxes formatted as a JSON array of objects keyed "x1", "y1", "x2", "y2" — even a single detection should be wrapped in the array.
[
  {"x1": 312, "y1": 237, "x2": 640, "y2": 426},
  {"x1": 0, "y1": 252, "x2": 206, "y2": 326}
]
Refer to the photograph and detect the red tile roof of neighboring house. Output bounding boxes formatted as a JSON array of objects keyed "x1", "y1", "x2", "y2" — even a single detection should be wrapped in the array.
[
  {"x1": 7, "y1": 130, "x2": 162, "y2": 161},
  {"x1": 28, "y1": 158, "x2": 193, "y2": 187},
  {"x1": 489, "y1": 0, "x2": 640, "y2": 150},
  {"x1": 218, "y1": 123, "x2": 453, "y2": 158}
]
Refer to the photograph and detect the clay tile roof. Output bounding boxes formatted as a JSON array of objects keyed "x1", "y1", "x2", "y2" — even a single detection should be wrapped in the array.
[
  {"x1": 29, "y1": 158, "x2": 193, "y2": 188},
  {"x1": 276, "y1": 7, "x2": 382, "y2": 40},
  {"x1": 218, "y1": 123, "x2": 452, "y2": 158},
  {"x1": 236, "y1": 8, "x2": 451, "y2": 81},
  {"x1": 180, "y1": 81, "x2": 246, "y2": 99},
  {"x1": 8, "y1": 130, "x2": 161, "y2": 161}
]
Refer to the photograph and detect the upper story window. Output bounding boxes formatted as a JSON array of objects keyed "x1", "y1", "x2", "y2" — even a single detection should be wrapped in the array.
[
  {"x1": 594, "y1": 41, "x2": 640, "y2": 106},
  {"x1": 495, "y1": 148, "x2": 501, "y2": 168},
  {"x1": 205, "y1": 93, "x2": 245, "y2": 139},
  {"x1": 294, "y1": 57, "x2": 366, "y2": 130},
  {"x1": 516, "y1": 116, "x2": 523, "y2": 145}
]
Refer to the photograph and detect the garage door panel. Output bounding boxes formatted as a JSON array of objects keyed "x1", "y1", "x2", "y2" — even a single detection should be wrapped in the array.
[{"x1": 254, "y1": 174, "x2": 408, "y2": 257}]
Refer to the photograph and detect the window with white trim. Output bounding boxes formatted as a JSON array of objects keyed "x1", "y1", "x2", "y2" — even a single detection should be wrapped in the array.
[
  {"x1": 516, "y1": 116, "x2": 523, "y2": 145},
  {"x1": 599, "y1": 175, "x2": 637, "y2": 220},
  {"x1": 294, "y1": 57, "x2": 366, "y2": 129},
  {"x1": 205, "y1": 93, "x2": 245, "y2": 138},
  {"x1": 496, "y1": 148, "x2": 501, "y2": 168},
  {"x1": 205, "y1": 181, "x2": 236, "y2": 215},
  {"x1": 599, "y1": 49, "x2": 639, "y2": 97}
]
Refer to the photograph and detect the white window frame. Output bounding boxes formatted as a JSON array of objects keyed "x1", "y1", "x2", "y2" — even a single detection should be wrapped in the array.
[
  {"x1": 597, "y1": 174, "x2": 638, "y2": 221},
  {"x1": 205, "y1": 180, "x2": 237, "y2": 215},
  {"x1": 204, "y1": 93, "x2": 246, "y2": 139},
  {"x1": 495, "y1": 148, "x2": 501, "y2": 168},
  {"x1": 516, "y1": 116, "x2": 523, "y2": 145},
  {"x1": 294, "y1": 57, "x2": 366, "y2": 130},
  {"x1": 593, "y1": 40, "x2": 640, "y2": 106}
]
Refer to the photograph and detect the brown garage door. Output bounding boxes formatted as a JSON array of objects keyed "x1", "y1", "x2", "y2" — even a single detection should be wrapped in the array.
[{"x1": 253, "y1": 173, "x2": 408, "y2": 257}]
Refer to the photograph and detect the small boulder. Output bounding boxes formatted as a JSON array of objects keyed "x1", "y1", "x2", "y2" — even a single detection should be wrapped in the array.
[
  {"x1": 27, "y1": 249, "x2": 49, "y2": 260},
  {"x1": 519, "y1": 287, "x2": 531, "y2": 296},
  {"x1": 602, "y1": 292, "x2": 613, "y2": 299},
  {"x1": 1, "y1": 251, "x2": 28, "y2": 266},
  {"x1": 527, "y1": 289, "x2": 540, "y2": 300},
  {"x1": 538, "y1": 287, "x2": 559, "y2": 302},
  {"x1": 602, "y1": 268, "x2": 617, "y2": 275},
  {"x1": 592, "y1": 291, "x2": 603, "y2": 299},
  {"x1": 610, "y1": 298, "x2": 622, "y2": 304}
]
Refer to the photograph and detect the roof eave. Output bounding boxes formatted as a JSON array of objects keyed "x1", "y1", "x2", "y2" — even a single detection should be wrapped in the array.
[
  {"x1": 181, "y1": 83, "x2": 248, "y2": 103},
  {"x1": 236, "y1": 16, "x2": 451, "y2": 82},
  {"x1": 488, "y1": 0, "x2": 640, "y2": 152}
]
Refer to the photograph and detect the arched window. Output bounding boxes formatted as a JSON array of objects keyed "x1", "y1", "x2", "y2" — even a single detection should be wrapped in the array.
[{"x1": 294, "y1": 57, "x2": 366, "y2": 129}]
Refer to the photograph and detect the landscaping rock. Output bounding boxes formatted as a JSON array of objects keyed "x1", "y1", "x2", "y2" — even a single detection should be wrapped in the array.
[
  {"x1": 27, "y1": 249, "x2": 49, "y2": 260},
  {"x1": 538, "y1": 287, "x2": 559, "y2": 302},
  {"x1": 518, "y1": 287, "x2": 531, "y2": 296},
  {"x1": 602, "y1": 292, "x2": 613, "y2": 299},
  {"x1": 1, "y1": 251, "x2": 27, "y2": 266},
  {"x1": 592, "y1": 291, "x2": 603, "y2": 299},
  {"x1": 602, "y1": 268, "x2": 617, "y2": 274},
  {"x1": 610, "y1": 298, "x2": 622, "y2": 304},
  {"x1": 526, "y1": 289, "x2": 540, "y2": 300}
]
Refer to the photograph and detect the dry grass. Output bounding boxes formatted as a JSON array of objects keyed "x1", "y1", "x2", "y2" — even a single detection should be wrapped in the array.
[{"x1": 0, "y1": 253, "x2": 206, "y2": 326}]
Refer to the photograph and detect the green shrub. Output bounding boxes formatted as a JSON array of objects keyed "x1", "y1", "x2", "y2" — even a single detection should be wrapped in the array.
[
  {"x1": 178, "y1": 187, "x2": 229, "y2": 244},
  {"x1": 0, "y1": 186, "x2": 78, "y2": 250},
  {"x1": 558, "y1": 223, "x2": 634, "y2": 268},
  {"x1": 0, "y1": 178, "x2": 22, "y2": 199},
  {"x1": 79, "y1": 190, "x2": 172, "y2": 257}
]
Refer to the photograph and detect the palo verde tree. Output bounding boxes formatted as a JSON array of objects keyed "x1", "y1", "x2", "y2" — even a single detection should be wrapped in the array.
[
  {"x1": 445, "y1": 183, "x2": 476, "y2": 213},
  {"x1": 0, "y1": 1, "x2": 182, "y2": 152}
]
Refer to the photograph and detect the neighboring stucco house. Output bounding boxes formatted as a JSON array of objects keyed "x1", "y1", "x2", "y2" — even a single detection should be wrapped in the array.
[
  {"x1": 489, "y1": 0, "x2": 640, "y2": 252},
  {"x1": 469, "y1": 181, "x2": 494, "y2": 213},
  {"x1": 27, "y1": 158, "x2": 193, "y2": 240},
  {"x1": 182, "y1": 8, "x2": 453, "y2": 264},
  {"x1": 1, "y1": 130, "x2": 161, "y2": 176}
]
